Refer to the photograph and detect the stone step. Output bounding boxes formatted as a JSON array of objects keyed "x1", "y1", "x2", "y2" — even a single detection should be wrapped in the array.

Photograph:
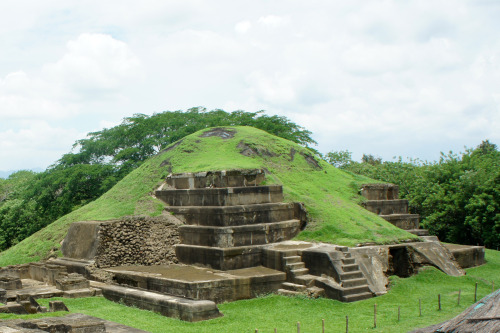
[
  {"x1": 336, "y1": 246, "x2": 349, "y2": 253},
  {"x1": 175, "y1": 244, "x2": 264, "y2": 270},
  {"x1": 342, "y1": 291, "x2": 373, "y2": 302},
  {"x1": 294, "y1": 274, "x2": 316, "y2": 287},
  {"x1": 290, "y1": 268, "x2": 309, "y2": 277},
  {"x1": 179, "y1": 220, "x2": 301, "y2": 247},
  {"x1": 421, "y1": 235, "x2": 439, "y2": 242},
  {"x1": 94, "y1": 282, "x2": 221, "y2": 322},
  {"x1": 342, "y1": 285, "x2": 371, "y2": 296},
  {"x1": 342, "y1": 292, "x2": 373, "y2": 303},
  {"x1": 156, "y1": 185, "x2": 283, "y2": 207},
  {"x1": 283, "y1": 256, "x2": 302, "y2": 265},
  {"x1": 282, "y1": 282, "x2": 307, "y2": 292},
  {"x1": 340, "y1": 271, "x2": 364, "y2": 280},
  {"x1": 286, "y1": 262, "x2": 305, "y2": 270},
  {"x1": 165, "y1": 170, "x2": 265, "y2": 189},
  {"x1": 362, "y1": 199, "x2": 409, "y2": 215},
  {"x1": 361, "y1": 184, "x2": 399, "y2": 200},
  {"x1": 277, "y1": 289, "x2": 303, "y2": 297},
  {"x1": 342, "y1": 278, "x2": 368, "y2": 288},
  {"x1": 306, "y1": 286, "x2": 325, "y2": 298},
  {"x1": 408, "y1": 229, "x2": 430, "y2": 236},
  {"x1": 166, "y1": 202, "x2": 298, "y2": 226},
  {"x1": 342, "y1": 258, "x2": 355, "y2": 265},
  {"x1": 380, "y1": 214, "x2": 420, "y2": 230},
  {"x1": 342, "y1": 264, "x2": 360, "y2": 272}
]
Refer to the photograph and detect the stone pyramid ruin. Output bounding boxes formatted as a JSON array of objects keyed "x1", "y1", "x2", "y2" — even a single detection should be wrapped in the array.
[{"x1": 0, "y1": 169, "x2": 486, "y2": 324}]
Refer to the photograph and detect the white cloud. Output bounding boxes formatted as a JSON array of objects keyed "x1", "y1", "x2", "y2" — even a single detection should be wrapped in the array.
[
  {"x1": 43, "y1": 33, "x2": 142, "y2": 100},
  {"x1": 257, "y1": 15, "x2": 289, "y2": 28},
  {"x1": 0, "y1": 122, "x2": 83, "y2": 170},
  {"x1": 235, "y1": 21, "x2": 252, "y2": 34}
]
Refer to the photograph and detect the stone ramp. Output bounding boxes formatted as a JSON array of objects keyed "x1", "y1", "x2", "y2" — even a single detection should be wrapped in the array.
[
  {"x1": 410, "y1": 242, "x2": 465, "y2": 276},
  {"x1": 93, "y1": 281, "x2": 222, "y2": 322}
]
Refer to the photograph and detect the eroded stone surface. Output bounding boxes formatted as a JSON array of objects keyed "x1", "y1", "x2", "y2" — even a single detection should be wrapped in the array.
[{"x1": 0, "y1": 313, "x2": 148, "y2": 332}]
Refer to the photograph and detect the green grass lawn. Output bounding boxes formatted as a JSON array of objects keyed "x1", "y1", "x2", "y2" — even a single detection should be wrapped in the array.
[{"x1": 3, "y1": 249, "x2": 498, "y2": 333}]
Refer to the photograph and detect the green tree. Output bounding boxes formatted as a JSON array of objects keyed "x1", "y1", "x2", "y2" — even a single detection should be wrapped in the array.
[{"x1": 329, "y1": 141, "x2": 500, "y2": 249}]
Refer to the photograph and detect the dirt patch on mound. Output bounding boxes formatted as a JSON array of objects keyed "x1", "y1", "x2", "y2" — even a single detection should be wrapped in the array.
[
  {"x1": 200, "y1": 127, "x2": 236, "y2": 139},
  {"x1": 237, "y1": 141, "x2": 276, "y2": 157}
]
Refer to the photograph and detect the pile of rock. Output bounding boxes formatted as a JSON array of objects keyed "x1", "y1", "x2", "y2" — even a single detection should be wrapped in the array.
[{"x1": 95, "y1": 216, "x2": 180, "y2": 268}]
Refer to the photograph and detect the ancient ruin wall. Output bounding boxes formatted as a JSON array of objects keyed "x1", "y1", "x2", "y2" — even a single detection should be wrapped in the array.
[{"x1": 94, "y1": 216, "x2": 181, "y2": 268}]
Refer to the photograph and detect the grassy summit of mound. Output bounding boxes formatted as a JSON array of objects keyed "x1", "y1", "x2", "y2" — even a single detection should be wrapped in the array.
[{"x1": 0, "y1": 126, "x2": 417, "y2": 266}]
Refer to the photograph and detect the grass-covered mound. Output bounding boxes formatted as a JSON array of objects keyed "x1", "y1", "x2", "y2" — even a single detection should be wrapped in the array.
[{"x1": 0, "y1": 126, "x2": 417, "y2": 266}]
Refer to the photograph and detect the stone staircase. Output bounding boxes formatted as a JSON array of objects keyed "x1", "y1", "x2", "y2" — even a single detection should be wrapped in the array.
[
  {"x1": 155, "y1": 170, "x2": 304, "y2": 270},
  {"x1": 277, "y1": 250, "x2": 324, "y2": 297},
  {"x1": 333, "y1": 246, "x2": 373, "y2": 302},
  {"x1": 361, "y1": 184, "x2": 429, "y2": 236},
  {"x1": 269, "y1": 245, "x2": 372, "y2": 302}
]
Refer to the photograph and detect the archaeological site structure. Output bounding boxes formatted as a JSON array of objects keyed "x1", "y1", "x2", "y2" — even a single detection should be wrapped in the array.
[{"x1": 0, "y1": 169, "x2": 485, "y2": 328}]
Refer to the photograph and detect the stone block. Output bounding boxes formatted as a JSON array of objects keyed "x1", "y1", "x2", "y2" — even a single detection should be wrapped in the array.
[
  {"x1": 156, "y1": 185, "x2": 283, "y2": 207},
  {"x1": 56, "y1": 274, "x2": 90, "y2": 291},
  {"x1": 167, "y1": 202, "x2": 297, "y2": 227},
  {"x1": 0, "y1": 277, "x2": 22, "y2": 290},
  {"x1": 444, "y1": 244, "x2": 486, "y2": 268},
  {"x1": 63, "y1": 288, "x2": 95, "y2": 298},
  {"x1": 166, "y1": 169, "x2": 265, "y2": 189},
  {"x1": 99, "y1": 283, "x2": 222, "y2": 322},
  {"x1": 0, "y1": 288, "x2": 6, "y2": 303},
  {"x1": 360, "y1": 184, "x2": 399, "y2": 200},
  {"x1": 380, "y1": 214, "x2": 419, "y2": 229},
  {"x1": 175, "y1": 244, "x2": 263, "y2": 270},
  {"x1": 0, "y1": 302, "x2": 28, "y2": 314},
  {"x1": 61, "y1": 221, "x2": 108, "y2": 260},
  {"x1": 179, "y1": 220, "x2": 301, "y2": 247},
  {"x1": 362, "y1": 199, "x2": 409, "y2": 215},
  {"x1": 49, "y1": 300, "x2": 69, "y2": 312}
]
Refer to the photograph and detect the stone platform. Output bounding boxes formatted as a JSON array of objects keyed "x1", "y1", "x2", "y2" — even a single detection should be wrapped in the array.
[
  {"x1": 104, "y1": 264, "x2": 285, "y2": 304},
  {"x1": 443, "y1": 243, "x2": 486, "y2": 268}
]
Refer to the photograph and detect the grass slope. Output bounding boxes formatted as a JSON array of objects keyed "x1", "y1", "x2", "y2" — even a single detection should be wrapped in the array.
[
  {"x1": 0, "y1": 126, "x2": 416, "y2": 266},
  {"x1": 3, "y1": 249, "x2": 499, "y2": 332}
]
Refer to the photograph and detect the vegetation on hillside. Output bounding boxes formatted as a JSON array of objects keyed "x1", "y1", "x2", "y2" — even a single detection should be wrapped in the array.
[
  {"x1": 0, "y1": 126, "x2": 415, "y2": 266},
  {"x1": 326, "y1": 140, "x2": 500, "y2": 249},
  {"x1": 0, "y1": 108, "x2": 315, "y2": 251}
]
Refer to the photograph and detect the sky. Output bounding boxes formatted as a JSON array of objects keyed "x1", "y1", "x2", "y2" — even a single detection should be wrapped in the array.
[{"x1": 1, "y1": 0, "x2": 499, "y2": 175}]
